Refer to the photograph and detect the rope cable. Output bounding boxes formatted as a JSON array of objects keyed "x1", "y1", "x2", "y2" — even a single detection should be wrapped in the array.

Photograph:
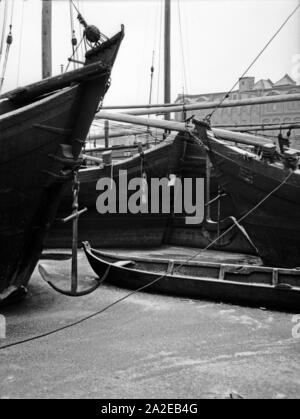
[
  {"x1": 9, "y1": 0, "x2": 14, "y2": 26},
  {"x1": 156, "y1": 0, "x2": 164, "y2": 105},
  {"x1": 149, "y1": 50, "x2": 155, "y2": 107},
  {"x1": 0, "y1": 0, "x2": 14, "y2": 93},
  {"x1": 177, "y1": 0, "x2": 188, "y2": 97},
  {"x1": 0, "y1": 0, "x2": 8, "y2": 59},
  {"x1": 65, "y1": 35, "x2": 85, "y2": 73},
  {"x1": 0, "y1": 149, "x2": 293, "y2": 351},
  {"x1": 69, "y1": 0, "x2": 78, "y2": 70},
  {"x1": 70, "y1": 0, "x2": 80, "y2": 16},
  {"x1": 69, "y1": 0, "x2": 75, "y2": 34},
  {"x1": 206, "y1": 3, "x2": 300, "y2": 121},
  {"x1": 16, "y1": 0, "x2": 25, "y2": 86}
]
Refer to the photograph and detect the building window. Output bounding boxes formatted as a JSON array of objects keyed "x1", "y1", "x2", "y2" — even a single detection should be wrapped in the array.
[{"x1": 287, "y1": 102, "x2": 300, "y2": 111}]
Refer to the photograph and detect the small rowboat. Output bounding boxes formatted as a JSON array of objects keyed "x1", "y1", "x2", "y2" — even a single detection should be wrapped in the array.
[{"x1": 83, "y1": 242, "x2": 300, "y2": 312}]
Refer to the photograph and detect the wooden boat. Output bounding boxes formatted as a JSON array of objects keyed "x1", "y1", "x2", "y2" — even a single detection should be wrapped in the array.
[
  {"x1": 83, "y1": 241, "x2": 300, "y2": 312},
  {"x1": 193, "y1": 118, "x2": 300, "y2": 269},
  {"x1": 0, "y1": 27, "x2": 124, "y2": 305},
  {"x1": 163, "y1": 133, "x2": 253, "y2": 254},
  {"x1": 46, "y1": 131, "x2": 254, "y2": 254}
]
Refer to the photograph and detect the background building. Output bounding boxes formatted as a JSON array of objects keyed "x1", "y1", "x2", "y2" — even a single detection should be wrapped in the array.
[{"x1": 175, "y1": 75, "x2": 300, "y2": 148}]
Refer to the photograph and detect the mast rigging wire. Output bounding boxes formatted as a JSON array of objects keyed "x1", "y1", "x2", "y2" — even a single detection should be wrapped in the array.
[
  {"x1": 69, "y1": 0, "x2": 78, "y2": 69},
  {"x1": 16, "y1": 0, "x2": 25, "y2": 86},
  {"x1": 149, "y1": 50, "x2": 155, "y2": 107},
  {"x1": 206, "y1": 2, "x2": 300, "y2": 121},
  {"x1": 177, "y1": 0, "x2": 188, "y2": 97},
  {"x1": 0, "y1": 156, "x2": 293, "y2": 351},
  {"x1": 0, "y1": 0, "x2": 8, "y2": 60},
  {"x1": 0, "y1": 0, "x2": 14, "y2": 94}
]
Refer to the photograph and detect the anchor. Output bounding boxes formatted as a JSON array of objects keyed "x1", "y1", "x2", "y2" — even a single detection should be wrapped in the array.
[{"x1": 39, "y1": 171, "x2": 109, "y2": 296}]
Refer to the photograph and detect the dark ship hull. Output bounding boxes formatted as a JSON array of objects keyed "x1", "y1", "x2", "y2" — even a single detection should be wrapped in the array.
[
  {"x1": 47, "y1": 132, "x2": 253, "y2": 254},
  {"x1": 0, "y1": 29, "x2": 124, "y2": 304},
  {"x1": 194, "y1": 120, "x2": 300, "y2": 268},
  {"x1": 47, "y1": 134, "x2": 188, "y2": 248},
  {"x1": 164, "y1": 135, "x2": 252, "y2": 254}
]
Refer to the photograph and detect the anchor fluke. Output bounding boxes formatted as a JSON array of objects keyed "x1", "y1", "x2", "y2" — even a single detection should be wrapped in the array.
[{"x1": 38, "y1": 264, "x2": 109, "y2": 297}]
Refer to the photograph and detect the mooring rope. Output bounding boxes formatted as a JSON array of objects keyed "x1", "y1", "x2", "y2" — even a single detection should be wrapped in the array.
[
  {"x1": 0, "y1": 164, "x2": 293, "y2": 351},
  {"x1": 0, "y1": 0, "x2": 8, "y2": 61},
  {"x1": 205, "y1": 2, "x2": 300, "y2": 122},
  {"x1": 16, "y1": 0, "x2": 25, "y2": 87},
  {"x1": 0, "y1": 0, "x2": 14, "y2": 94}
]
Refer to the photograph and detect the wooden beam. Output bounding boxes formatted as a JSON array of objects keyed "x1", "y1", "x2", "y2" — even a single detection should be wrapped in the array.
[
  {"x1": 97, "y1": 111, "x2": 190, "y2": 133},
  {"x1": 126, "y1": 94, "x2": 300, "y2": 116},
  {"x1": 0, "y1": 62, "x2": 109, "y2": 103},
  {"x1": 88, "y1": 128, "x2": 154, "y2": 141},
  {"x1": 97, "y1": 93, "x2": 300, "y2": 115},
  {"x1": 42, "y1": 0, "x2": 52, "y2": 79},
  {"x1": 97, "y1": 111, "x2": 273, "y2": 147}
]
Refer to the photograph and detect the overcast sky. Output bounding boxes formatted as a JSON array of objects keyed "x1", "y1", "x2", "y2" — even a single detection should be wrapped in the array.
[{"x1": 0, "y1": 0, "x2": 299, "y2": 105}]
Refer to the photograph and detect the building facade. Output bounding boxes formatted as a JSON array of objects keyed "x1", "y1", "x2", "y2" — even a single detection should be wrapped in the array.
[{"x1": 175, "y1": 75, "x2": 300, "y2": 148}]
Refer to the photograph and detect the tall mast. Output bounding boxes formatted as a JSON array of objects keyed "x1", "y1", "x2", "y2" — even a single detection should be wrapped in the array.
[
  {"x1": 298, "y1": 0, "x2": 300, "y2": 60},
  {"x1": 164, "y1": 0, "x2": 171, "y2": 120},
  {"x1": 42, "y1": 0, "x2": 52, "y2": 79}
]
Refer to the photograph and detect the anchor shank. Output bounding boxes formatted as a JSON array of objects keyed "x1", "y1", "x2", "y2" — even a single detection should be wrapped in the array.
[
  {"x1": 71, "y1": 172, "x2": 79, "y2": 294},
  {"x1": 205, "y1": 153, "x2": 211, "y2": 222}
]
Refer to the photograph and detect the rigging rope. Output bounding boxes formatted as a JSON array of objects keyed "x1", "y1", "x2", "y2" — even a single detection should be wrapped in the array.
[
  {"x1": 0, "y1": 26, "x2": 12, "y2": 94},
  {"x1": 177, "y1": 0, "x2": 188, "y2": 97},
  {"x1": 0, "y1": 146, "x2": 293, "y2": 351},
  {"x1": 149, "y1": 50, "x2": 155, "y2": 107},
  {"x1": 0, "y1": 0, "x2": 8, "y2": 61},
  {"x1": 70, "y1": 0, "x2": 80, "y2": 16},
  {"x1": 205, "y1": 2, "x2": 300, "y2": 122},
  {"x1": 16, "y1": 0, "x2": 25, "y2": 86},
  {"x1": 65, "y1": 35, "x2": 85, "y2": 73},
  {"x1": 69, "y1": 0, "x2": 79, "y2": 70},
  {"x1": 0, "y1": 0, "x2": 14, "y2": 93}
]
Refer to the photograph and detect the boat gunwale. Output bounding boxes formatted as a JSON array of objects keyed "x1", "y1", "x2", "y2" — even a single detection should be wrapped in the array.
[
  {"x1": 86, "y1": 246, "x2": 300, "y2": 278},
  {"x1": 0, "y1": 85, "x2": 77, "y2": 124},
  {"x1": 84, "y1": 247, "x2": 300, "y2": 293},
  {"x1": 209, "y1": 135, "x2": 300, "y2": 183},
  {"x1": 79, "y1": 135, "x2": 179, "y2": 175}
]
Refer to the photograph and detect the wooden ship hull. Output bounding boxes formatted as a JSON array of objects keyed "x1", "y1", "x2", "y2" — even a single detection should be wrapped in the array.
[
  {"x1": 47, "y1": 133, "x2": 188, "y2": 248},
  {"x1": 47, "y1": 132, "x2": 254, "y2": 254},
  {"x1": 0, "y1": 29, "x2": 124, "y2": 305},
  {"x1": 164, "y1": 135, "x2": 252, "y2": 254},
  {"x1": 83, "y1": 242, "x2": 300, "y2": 312},
  {"x1": 194, "y1": 119, "x2": 300, "y2": 269}
]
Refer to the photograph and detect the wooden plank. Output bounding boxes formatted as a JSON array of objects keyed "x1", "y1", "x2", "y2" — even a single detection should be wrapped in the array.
[
  {"x1": 0, "y1": 62, "x2": 109, "y2": 103},
  {"x1": 98, "y1": 93, "x2": 300, "y2": 115}
]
